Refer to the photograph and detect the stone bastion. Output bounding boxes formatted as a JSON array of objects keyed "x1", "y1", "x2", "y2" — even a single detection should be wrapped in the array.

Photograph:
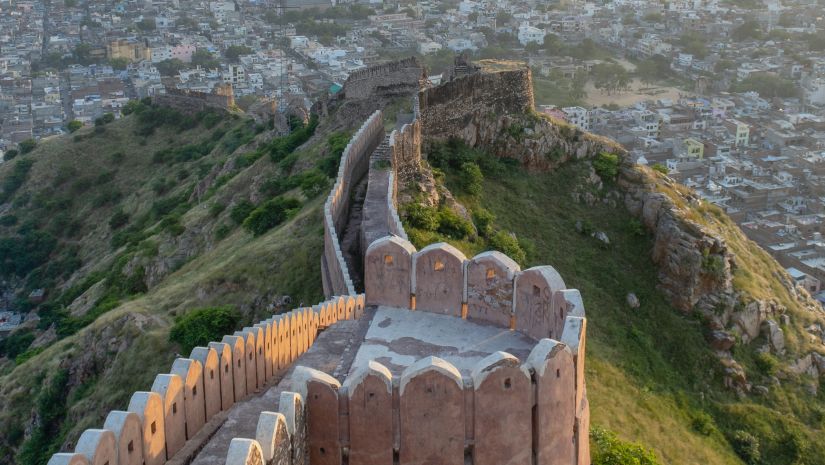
[{"x1": 47, "y1": 59, "x2": 591, "y2": 465}]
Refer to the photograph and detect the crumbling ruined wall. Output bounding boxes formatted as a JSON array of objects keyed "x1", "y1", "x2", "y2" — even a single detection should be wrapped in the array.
[
  {"x1": 152, "y1": 85, "x2": 235, "y2": 114},
  {"x1": 418, "y1": 65, "x2": 534, "y2": 142},
  {"x1": 322, "y1": 111, "x2": 384, "y2": 297},
  {"x1": 343, "y1": 57, "x2": 424, "y2": 101},
  {"x1": 47, "y1": 295, "x2": 366, "y2": 465}
]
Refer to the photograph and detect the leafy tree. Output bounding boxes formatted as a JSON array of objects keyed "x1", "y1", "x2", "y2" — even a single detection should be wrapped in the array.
[
  {"x1": 225, "y1": 45, "x2": 253, "y2": 62},
  {"x1": 592, "y1": 63, "x2": 630, "y2": 95},
  {"x1": 169, "y1": 306, "x2": 241, "y2": 353},
  {"x1": 242, "y1": 196, "x2": 301, "y2": 236},
  {"x1": 67, "y1": 120, "x2": 83, "y2": 133},
  {"x1": 73, "y1": 43, "x2": 98, "y2": 65},
  {"x1": 19, "y1": 138, "x2": 37, "y2": 154},
  {"x1": 543, "y1": 33, "x2": 563, "y2": 54},
  {"x1": 730, "y1": 431, "x2": 761, "y2": 465},
  {"x1": 489, "y1": 230, "x2": 526, "y2": 265},
  {"x1": 230, "y1": 200, "x2": 256, "y2": 225},
  {"x1": 730, "y1": 74, "x2": 799, "y2": 98},
  {"x1": 635, "y1": 56, "x2": 672, "y2": 85},
  {"x1": 191, "y1": 49, "x2": 220, "y2": 69},
  {"x1": 4, "y1": 149, "x2": 19, "y2": 161},
  {"x1": 496, "y1": 11, "x2": 513, "y2": 24},
  {"x1": 679, "y1": 33, "x2": 708, "y2": 58},
  {"x1": 137, "y1": 18, "x2": 156, "y2": 31},
  {"x1": 156, "y1": 58, "x2": 186, "y2": 76},
  {"x1": 109, "y1": 57, "x2": 130, "y2": 70},
  {"x1": 732, "y1": 20, "x2": 763, "y2": 41}
]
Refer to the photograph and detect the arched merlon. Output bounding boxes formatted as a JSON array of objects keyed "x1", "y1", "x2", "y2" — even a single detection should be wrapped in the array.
[
  {"x1": 170, "y1": 358, "x2": 206, "y2": 440},
  {"x1": 190, "y1": 346, "x2": 223, "y2": 421},
  {"x1": 465, "y1": 251, "x2": 521, "y2": 327},
  {"x1": 103, "y1": 410, "x2": 144, "y2": 465},
  {"x1": 225, "y1": 438, "x2": 264, "y2": 465},
  {"x1": 413, "y1": 242, "x2": 467, "y2": 316},
  {"x1": 151, "y1": 373, "x2": 186, "y2": 459},
  {"x1": 514, "y1": 265, "x2": 568, "y2": 340},
  {"x1": 365, "y1": 235, "x2": 416, "y2": 308},
  {"x1": 75, "y1": 429, "x2": 116, "y2": 465},
  {"x1": 127, "y1": 391, "x2": 166, "y2": 465}
]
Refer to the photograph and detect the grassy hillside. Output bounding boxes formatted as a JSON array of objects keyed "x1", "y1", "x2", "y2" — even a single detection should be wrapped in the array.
[
  {"x1": 0, "y1": 102, "x2": 350, "y2": 464},
  {"x1": 400, "y1": 141, "x2": 825, "y2": 465}
]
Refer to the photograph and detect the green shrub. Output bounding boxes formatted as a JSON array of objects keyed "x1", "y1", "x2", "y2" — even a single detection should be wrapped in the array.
[
  {"x1": 472, "y1": 208, "x2": 495, "y2": 238},
  {"x1": 489, "y1": 230, "x2": 527, "y2": 265},
  {"x1": 651, "y1": 163, "x2": 669, "y2": 175},
  {"x1": 755, "y1": 352, "x2": 779, "y2": 376},
  {"x1": 67, "y1": 120, "x2": 83, "y2": 133},
  {"x1": 436, "y1": 207, "x2": 474, "y2": 239},
  {"x1": 298, "y1": 169, "x2": 329, "y2": 198},
  {"x1": 15, "y1": 369, "x2": 70, "y2": 465},
  {"x1": 19, "y1": 138, "x2": 37, "y2": 154},
  {"x1": 215, "y1": 223, "x2": 232, "y2": 240},
  {"x1": 593, "y1": 152, "x2": 619, "y2": 181},
  {"x1": 405, "y1": 203, "x2": 438, "y2": 231},
  {"x1": 230, "y1": 200, "x2": 256, "y2": 225},
  {"x1": 701, "y1": 248, "x2": 726, "y2": 280},
  {"x1": 169, "y1": 306, "x2": 241, "y2": 354},
  {"x1": 691, "y1": 412, "x2": 717, "y2": 436},
  {"x1": 459, "y1": 162, "x2": 483, "y2": 197},
  {"x1": 242, "y1": 196, "x2": 301, "y2": 236},
  {"x1": 0, "y1": 329, "x2": 35, "y2": 359},
  {"x1": 1, "y1": 158, "x2": 34, "y2": 203},
  {"x1": 591, "y1": 426, "x2": 661, "y2": 465},
  {"x1": 209, "y1": 202, "x2": 226, "y2": 218},
  {"x1": 730, "y1": 430, "x2": 761, "y2": 465},
  {"x1": 108, "y1": 210, "x2": 129, "y2": 229},
  {"x1": 3, "y1": 149, "x2": 19, "y2": 161},
  {"x1": 627, "y1": 219, "x2": 646, "y2": 236}
]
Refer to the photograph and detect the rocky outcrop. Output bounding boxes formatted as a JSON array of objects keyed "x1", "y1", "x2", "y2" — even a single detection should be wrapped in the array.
[{"x1": 618, "y1": 166, "x2": 736, "y2": 315}]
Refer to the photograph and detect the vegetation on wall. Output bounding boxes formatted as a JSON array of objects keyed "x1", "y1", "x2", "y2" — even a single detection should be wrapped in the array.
[{"x1": 169, "y1": 306, "x2": 242, "y2": 354}]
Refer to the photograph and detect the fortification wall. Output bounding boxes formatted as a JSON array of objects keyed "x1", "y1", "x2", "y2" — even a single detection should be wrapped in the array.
[
  {"x1": 46, "y1": 295, "x2": 366, "y2": 465},
  {"x1": 153, "y1": 86, "x2": 235, "y2": 115},
  {"x1": 418, "y1": 66, "x2": 534, "y2": 142},
  {"x1": 342, "y1": 57, "x2": 424, "y2": 101},
  {"x1": 221, "y1": 286, "x2": 589, "y2": 465}
]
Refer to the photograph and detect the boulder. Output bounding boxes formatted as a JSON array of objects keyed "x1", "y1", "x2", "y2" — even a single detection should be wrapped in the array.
[
  {"x1": 762, "y1": 320, "x2": 785, "y2": 354},
  {"x1": 626, "y1": 293, "x2": 640, "y2": 309},
  {"x1": 708, "y1": 331, "x2": 735, "y2": 351},
  {"x1": 753, "y1": 385, "x2": 769, "y2": 396}
]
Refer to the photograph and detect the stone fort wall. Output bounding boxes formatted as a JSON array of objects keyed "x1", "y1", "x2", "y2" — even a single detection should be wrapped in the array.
[
  {"x1": 418, "y1": 64, "x2": 534, "y2": 142},
  {"x1": 152, "y1": 85, "x2": 235, "y2": 115},
  {"x1": 46, "y1": 295, "x2": 366, "y2": 465},
  {"x1": 220, "y1": 234, "x2": 589, "y2": 465},
  {"x1": 342, "y1": 57, "x2": 424, "y2": 101},
  {"x1": 321, "y1": 111, "x2": 384, "y2": 297}
]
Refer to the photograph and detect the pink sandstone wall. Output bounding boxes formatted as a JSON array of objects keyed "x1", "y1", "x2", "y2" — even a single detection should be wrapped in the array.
[
  {"x1": 47, "y1": 295, "x2": 365, "y2": 465},
  {"x1": 322, "y1": 111, "x2": 385, "y2": 297}
]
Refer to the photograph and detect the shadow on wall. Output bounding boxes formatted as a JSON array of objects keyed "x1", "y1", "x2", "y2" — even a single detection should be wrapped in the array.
[{"x1": 46, "y1": 295, "x2": 366, "y2": 465}]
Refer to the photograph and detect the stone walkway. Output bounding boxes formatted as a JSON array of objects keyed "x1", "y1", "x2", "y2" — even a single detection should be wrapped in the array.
[{"x1": 189, "y1": 310, "x2": 375, "y2": 465}]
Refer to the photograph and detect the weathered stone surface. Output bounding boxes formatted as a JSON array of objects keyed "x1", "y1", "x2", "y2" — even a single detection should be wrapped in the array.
[
  {"x1": 527, "y1": 340, "x2": 576, "y2": 465},
  {"x1": 222, "y1": 335, "x2": 248, "y2": 400},
  {"x1": 762, "y1": 320, "x2": 785, "y2": 354},
  {"x1": 207, "y1": 342, "x2": 235, "y2": 410},
  {"x1": 190, "y1": 346, "x2": 223, "y2": 420},
  {"x1": 170, "y1": 358, "x2": 206, "y2": 439},
  {"x1": 471, "y1": 352, "x2": 531, "y2": 465},
  {"x1": 708, "y1": 331, "x2": 735, "y2": 351},
  {"x1": 291, "y1": 366, "x2": 342, "y2": 465},
  {"x1": 561, "y1": 316, "x2": 587, "y2": 410},
  {"x1": 225, "y1": 438, "x2": 264, "y2": 465},
  {"x1": 279, "y1": 391, "x2": 307, "y2": 465},
  {"x1": 465, "y1": 251, "x2": 520, "y2": 328},
  {"x1": 151, "y1": 373, "x2": 186, "y2": 458},
  {"x1": 515, "y1": 266, "x2": 567, "y2": 340},
  {"x1": 399, "y1": 357, "x2": 465, "y2": 465},
  {"x1": 128, "y1": 391, "x2": 166, "y2": 465},
  {"x1": 256, "y1": 412, "x2": 291, "y2": 465},
  {"x1": 103, "y1": 410, "x2": 144, "y2": 465},
  {"x1": 365, "y1": 236, "x2": 416, "y2": 308},
  {"x1": 344, "y1": 361, "x2": 394, "y2": 465},
  {"x1": 413, "y1": 243, "x2": 466, "y2": 316},
  {"x1": 75, "y1": 429, "x2": 116, "y2": 465},
  {"x1": 47, "y1": 453, "x2": 89, "y2": 465}
]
